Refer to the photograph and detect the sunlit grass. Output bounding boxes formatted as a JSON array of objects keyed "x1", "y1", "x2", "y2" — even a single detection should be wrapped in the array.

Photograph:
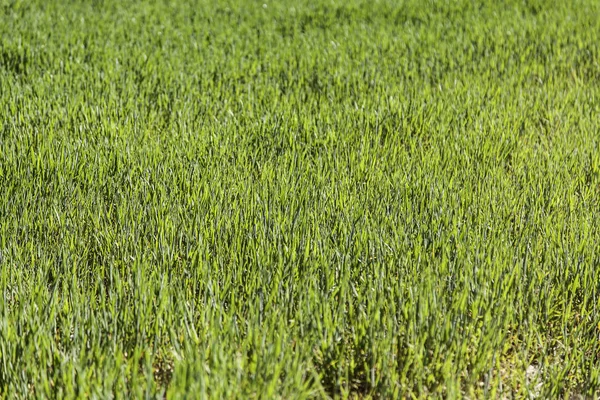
[{"x1": 1, "y1": 0, "x2": 599, "y2": 398}]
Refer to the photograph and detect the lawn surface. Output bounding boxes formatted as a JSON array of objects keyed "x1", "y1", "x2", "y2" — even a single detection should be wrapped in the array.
[{"x1": 1, "y1": 0, "x2": 600, "y2": 398}]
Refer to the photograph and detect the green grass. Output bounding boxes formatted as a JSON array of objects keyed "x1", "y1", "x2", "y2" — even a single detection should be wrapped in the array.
[{"x1": 1, "y1": 0, "x2": 600, "y2": 398}]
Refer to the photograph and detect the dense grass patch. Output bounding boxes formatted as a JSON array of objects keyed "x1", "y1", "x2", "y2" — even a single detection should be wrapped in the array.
[{"x1": 1, "y1": 0, "x2": 600, "y2": 398}]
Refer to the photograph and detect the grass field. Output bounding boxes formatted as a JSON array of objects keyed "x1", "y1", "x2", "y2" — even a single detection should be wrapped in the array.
[{"x1": 1, "y1": 0, "x2": 600, "y2": 398}]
